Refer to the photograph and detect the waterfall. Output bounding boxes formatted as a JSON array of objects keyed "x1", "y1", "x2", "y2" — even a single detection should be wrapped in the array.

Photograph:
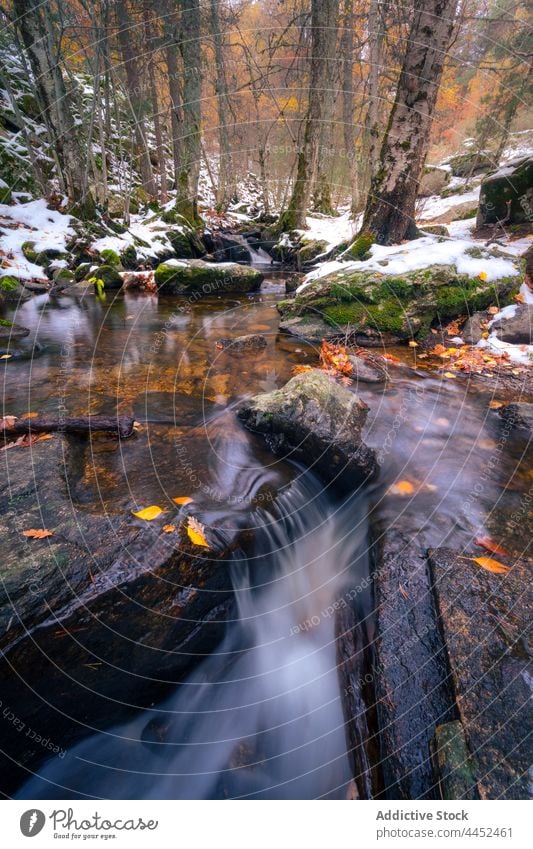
[{"x1": 18, "y1": 473, "x2": 370, "y2": 800}]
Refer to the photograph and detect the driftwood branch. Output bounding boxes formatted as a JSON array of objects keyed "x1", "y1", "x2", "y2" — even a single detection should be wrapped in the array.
[{"x1": 1, "y1": 415, "x2": 135, "y2": 439}]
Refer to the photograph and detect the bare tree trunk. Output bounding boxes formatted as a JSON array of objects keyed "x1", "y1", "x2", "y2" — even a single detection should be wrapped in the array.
[
  {"x1": 12, "y1": 0, "x2": 96, "y2": 217},
  {"x1": 143, "y1": 0, "x2": 168, "y2": 203},
  {"x1": 210, "y1": 0, "x2": 235, "y2": 210},
  {"x1": 362, "y1": 0, "x2": 384, "y2": 194},
  {"x1": 163, "y1": 6, "x2": 182, "y2": 185},
  {"x1": 312, "y1": 5, "x2": 339, "y2": 216},
  {"x1": 359, "y1": 0, "x2": 459, "y2": 245},
  {"x1": 340, "y1": 0, "x2": 360, "y2": 215},
  {"x1": 115, "y1": 0, "x2": 156, "y2": 200},
  {"x1": 279, "y1": 0, "x2": 340, "y2": 231},
  {"x1": 175, "y1": 0, "x2": 202, "y2": 224}
]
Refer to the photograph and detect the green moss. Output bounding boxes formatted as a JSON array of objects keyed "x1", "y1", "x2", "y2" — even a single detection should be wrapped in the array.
[
  {"x1": 0, "y1": 185, "x2": 12, "y2": 204},
  {"x1": 380, "y1": 277, "x2": 415, "y2": 301},
  {"x1": 343, "y1": 233, "x2": 374, "y2": 261},
  {"x1": 323, "y1": 299, "x2": 405, "y2": 333},
  {"x1": 21, "y1": 241, "x2": 38, "y2": 263},
  {"x1": 0, "y1": 275, "x2": 20, "y2": 292},
  {"x1": 456, "y1": 206, "x2": 478, "y2": 221},
  {"x1": 0, "y1": 317, "x2": 13, "y2": 327},
  {"x1": 120, "y1": 244, "x2": 138, "y2": 269},
  {"x1": 100, "y1": 248, "x2": 121, "y2": 267}
]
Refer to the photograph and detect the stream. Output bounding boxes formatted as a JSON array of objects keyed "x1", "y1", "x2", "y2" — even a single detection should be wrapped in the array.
[{"x1": 3, "y1": 268, "x2": 530, "y2": 799}]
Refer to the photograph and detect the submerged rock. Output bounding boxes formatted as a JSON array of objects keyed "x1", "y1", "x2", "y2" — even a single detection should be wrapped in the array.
[
  {"x1": 348, "y1": 354, "x2": 388, "y2": 383},
  {"x1": 429, "y1": 548, "x2": 532, "y2": 799},
  {"x1": 278, "y1": 263, "x2": 520, "y2": 344},
  {"x1": 216, "y1": 334, "x2": 267, "y2": 352},
  {"x1": 477, "y1": 155, "x2": 533, "y2": 227},
  {"x1": 0, "y1": 319, "x2": 30, "y2": 340},
  {"x1": 461, "y1": 310, "x2": 487, "y2": 344},
  {"x1": 499, "y1": 401, "x2": 533, "y2": 433},
  {"x1": 154, "y1": 259, "x2": 263, "y2": 294},
  {"x1": 238, "y1": 370, "x2": 377, "y2": 491}
]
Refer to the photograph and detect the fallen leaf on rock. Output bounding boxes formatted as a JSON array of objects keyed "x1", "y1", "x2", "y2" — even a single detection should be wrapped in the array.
[
  {"x1": 0, "y1": 415, "x2": 18, "y2": 429},
  {"x1": 22, "y1": 528, "x2": 53, "y2": 539},
  {"x1": 514, "y1": 292, "x2": 525, "y2": 304},
  {"x1": 132, "y1": 505, "x2": 163, "y2": 521},
  {"x1": 487, "y1": 306, "x2": 499, "y2": 315},
  {"x1": 443, "y1": 372, "x2": 456, "y2": 378},
  {"x1": 162, "y1": 524, "x2": 176, "y2": 533},
  {"x1": 474, "y1": 536, "x2": 509, "y2": 557},
  {"x1": 488, "y1": 400, "x2": 504, "y2": 409},
  {"x1": 187, "y1": 516, "x2": 210, "y2": 548},
  {"x1": 173, "y1": 496, "x2": 193, "y2": 506},
  {"x1": 292, "y1": 364, "x2": 314, "y2": 375},
  {"x1": 388, "y1": 480, "x2": 415, "y2": 496},
  {"x1": 472, "y1": 556, "x2": 510, "y2": 574},
  {"x1": 408, "y1": 340, "x2": 418, "y2": 348},
  {"x1": 0, "y1": 354, "x2": 12, "y2": 360}
]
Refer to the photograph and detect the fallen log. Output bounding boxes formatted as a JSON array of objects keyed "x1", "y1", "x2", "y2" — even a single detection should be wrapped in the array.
[{"x1": 0, "y1": 415, "x2": 135, "y2": 439}]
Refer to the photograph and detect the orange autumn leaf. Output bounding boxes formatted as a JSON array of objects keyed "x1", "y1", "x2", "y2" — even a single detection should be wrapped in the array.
[
  {"x1": 162, "y1": 524, "x2": 176, "y2": 533},
  {"x1": 471, "y1": 556, "x2": 510, "y2": 574},
  {"x1": 474, "y1": 536, "x2": 509, "y2": 557},
  {"x1": 388, "y1": 480, "x2": 415, "y2": 496},
  {"x1": 292, "y1": 364, "x2": 314, "y2": 375},
  {"x1": 187, "y1": 516, "x2": 210, "y2": 548},
  {"x1": 173, "y1": 496, "x2": 193, "y2": 506},
  {"x1": 319, "y1": 340, "x2": 353, "y2": 377},
  {"x1": 22, "y1": 528, "x2": 53, "y2": 539}
]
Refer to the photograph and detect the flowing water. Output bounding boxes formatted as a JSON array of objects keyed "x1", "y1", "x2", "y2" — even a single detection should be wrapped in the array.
[{"x1": 3, "y1": 271, "x2": 530, "y2": 799}]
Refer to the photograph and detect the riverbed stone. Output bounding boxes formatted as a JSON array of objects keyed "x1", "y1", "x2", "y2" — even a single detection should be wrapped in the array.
[
  {"x1": 154, "y1": 259, "x2": 263, "y2": 294},
  {"x1": 498, "y1": 401, "x2": 533, "y2": 433},
  {"x1": 429, "y1": 548, "x2": 532, "y2": 799},
  {"x1": 238, "y1": 370, "x2": 377, "y2": 491},
  {"x1": 447, "y1": 151, "x2": 494, "y2": 178},
  {"x1": 277, "y1": 263, "x2": 520, "y2": 344},
  {"x1": 461, "y1": 311, "x2": 487, "y2": 344},
  {"x1": 216, "y1": 334, "x2": 267, "y2": 352}
]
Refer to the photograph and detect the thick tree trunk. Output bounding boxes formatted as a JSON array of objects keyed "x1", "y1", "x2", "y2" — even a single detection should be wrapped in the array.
[
  {"x1": 279, "y1": 0, "x2": 340, "y2": 231},
  {"x1": 362, "y1": 0, "x2": 384, "y2": 194},
  {"x1": 359, "y1": 0, "x2": 459, "y2": 245},
  {"x1": 144, "y1": 0, "x2": 168, "y2": 203},
  {"x1": 115, "y1": 0, "x2": 157, "y2": 200},
  {"x1": 12, "y1": 0, "x2": 95, "y2": 218},
  {"x1": 175, "y1": 0, "x2": 202, "y2": 224},
  {"x1": 210, "y1": 0, "x2": 235, "y2": 210},
  {"x1": 340, "y1": 0, "x2": 360, "y2": 215}
]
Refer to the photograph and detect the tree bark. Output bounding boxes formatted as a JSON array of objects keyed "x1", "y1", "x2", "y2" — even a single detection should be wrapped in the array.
[
  {"x1": 12, "y1": 0, "x2": 96, "y2": 218},
  {"x1": 279, "y1": 0, "x2": 340, "y2": 231},
  {"x1": 362, "y1": 0, "x2": 384, "y2": 194},
  {"x1": 340, "y1": 0, "x2": 360, "y2": 215},
  {"x1": 115, "y1": 0, "x2": 157, "y2": 200},
  {"x1": 359, "y1": 0, "x2": 459, "y2": 245},
  {"x1": 143, "y1": 0, "x2": 168, "y2": 203},
  {"x1": 174, "y1": 0, "x2": 202, "y2": 224},
  {"x1": 210, "y1": 0, "x2": 235, "y2": 210}
]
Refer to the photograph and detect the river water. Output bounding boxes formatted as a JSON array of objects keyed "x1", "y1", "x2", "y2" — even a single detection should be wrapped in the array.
[{"x1": 4, "y1": 273, "x2": 530, "y2": 799}]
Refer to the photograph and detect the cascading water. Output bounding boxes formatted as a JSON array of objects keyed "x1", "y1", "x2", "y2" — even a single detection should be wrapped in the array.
[{"x1": 18, "y1": 473, "x2": 371, "y2": 800}]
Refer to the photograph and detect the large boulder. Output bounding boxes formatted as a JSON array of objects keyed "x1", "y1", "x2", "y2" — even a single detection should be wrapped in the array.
[
  {"x1": 491, "y1": 303, "x2": 532, "y2": 344},
  {"x1": 418, "y1": 166, "x2": 451, "y2": 198},
  {"x1": 476, "y1": 155, "x2": 533, "y2": 228},
  {"x1": 238, "y1": 370, "x2": 377, "y2": 491},
  {"x1": 447, "y1": 150, "x2": 494, "y2": 178},
  {"x1": 154, "y1": 258, "x2": 263, "y2": 294},
  {"x1": 278, "y1": 262, "x2": 520, "y2": 345},
  {"x1": 0, "y1": 437, "x2": 242, "y2": 791}
]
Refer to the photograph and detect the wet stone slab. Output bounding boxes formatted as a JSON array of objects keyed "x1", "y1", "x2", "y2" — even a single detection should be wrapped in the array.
[{"x1": 429, "y1": 548, "x2": 532, "y2": 800}]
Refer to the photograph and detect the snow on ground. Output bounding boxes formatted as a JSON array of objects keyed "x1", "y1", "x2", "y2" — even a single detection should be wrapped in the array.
[
  {"x1": 416, "y1": 187, "x2": 480, "y2": 222},
  {"x1": 298, "y1": 236, "x2": 520, "y2": 292},
  {"x1": 297, "y1": 210, "x2": 361, "y2": 251},
  {"x1": 92, "y1": 213, "x2": 181, "y2": 262},
  {"x1": 0, "y1": 199, "x2": 74, "y2": 281}
]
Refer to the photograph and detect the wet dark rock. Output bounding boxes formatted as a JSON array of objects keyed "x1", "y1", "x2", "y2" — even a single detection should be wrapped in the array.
[
  {"x1": 348, "y1": 354, "x2": 388, "y2": 383},
  {"x1": 0, "y1": 320, "x2": 30, "y2": 340},
  {"x1": 461, "y1": 311, "x2": 486, "y2": 344},
  {"x1": 477, "y1": 155, "x2": 533, "y2": 227},
  {"x1": 371, "y1": 527, "x2": 456, "y2": 799},
  {"x1": 499, "y1": 401, "x2": 533, "y2": 433},
  {"x1": 429, "y1": 548, "x2": 532, "y2": 799},
  {"x1": 93, "y1": 263, "x2": 123, "y2": 289},
  {"x1": 278, "y1": 314, "x2": 338, "y2": 343},
  {"x1": 216, "y1": 334, "x2": 267, "y2": 352},
  {"x1": 432, "y1": 721, "x2": 480, "y2": 800},
  {"x1": 0, "y1": 437, "x2": 244, "y2": 791},
  {"x1": 238, "y1": 370, "x2": 377, "y2": 492},
  {"x1": 491, "y1": 304, "x2": 532, "y2": 344},
  {"x1": 211, "y1": 233, "x2": 250, "y2": 263}
]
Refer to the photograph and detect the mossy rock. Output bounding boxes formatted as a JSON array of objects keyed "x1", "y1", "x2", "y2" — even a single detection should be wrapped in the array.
[
  {"x1": 0, "y1": 275, "x2": 31, "y2": 304},
  {"x1": 99, "y1": 248, "x2": 121, "y2": 268},
  {"x1": 93, "y1": 264, "x2": 123, "y2": 289},
  {"x1": 21, "y1": 241, "x2": 38, "y2": 263},
  {"x1": 296, "y1": 239, "x2": 329, "y2": 264},
  {"x1": 447, "y1": 151, "x2": 494, "y2": 178},
  {"x1": 419, "y1": 224, "x2": 450, "y2": 238},
  {"x1": 167, "y1": 229, "x2": 195, "y2": 258},
  {"x1": 119, "y1": 244, "x2": 138, "y2": 270},
  {"x1": 52, "y1": 268, "x2": 75, "y2": 285},
  {"x1": 342, "y1": 233, "x2": 375, "y2": 261},
  {"x1": 154, "y1": 259, "x2": 263, "y2": 294},
  {"x1": 278, "y1": 262, "x2": 520, "y2": 344},
  {"x1": 0, "y1": 183, "x2": 12, "y2": 204},
  {"x1": 0, "y1": 318, "x2": 30, "y2": 340},
  {"x1": 74, "y1": 262, "x2": 92, "y2": 281},
  {"x1": 477, "y1": 156, "x2": 533, "y2": 227},
  {"x1": 17, "y1": 93, "x2": 40, "y2": 120}
]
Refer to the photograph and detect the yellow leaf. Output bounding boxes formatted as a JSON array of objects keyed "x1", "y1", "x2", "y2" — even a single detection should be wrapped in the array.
[
  {"x1": 471, "y1": 556, "x2": 510, "y2": 574},
  {"x1": 408, "y1": 340, "x2": 418, "y2": 348},
  {"x1": 187, "y1": 516, "x2": 210, "y2": 548},
  {"x1": 162, "y1": 524, "x2": 176, "y2": 533},
  {"x1": 443, "y1": 372, "x2": 456, "y2": 378},
  {"x1": 173, "y1": 496, "x2": 193, "y2": 506},
  {"x1": 488, "y1": 400, "x2": 504, "y2": 409},
  {"x1": 388, "y1": 480, "x2": 415, "y2": 496},
  {"x1": 0, "y1": 354, "x2": 12, "y2": 360},
  {"x1": 478, "y1": 271, "x2": 488, "y2": 281},
  {"x1": 132, "y1": 505, "x2": 163, "y2": 521}
]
